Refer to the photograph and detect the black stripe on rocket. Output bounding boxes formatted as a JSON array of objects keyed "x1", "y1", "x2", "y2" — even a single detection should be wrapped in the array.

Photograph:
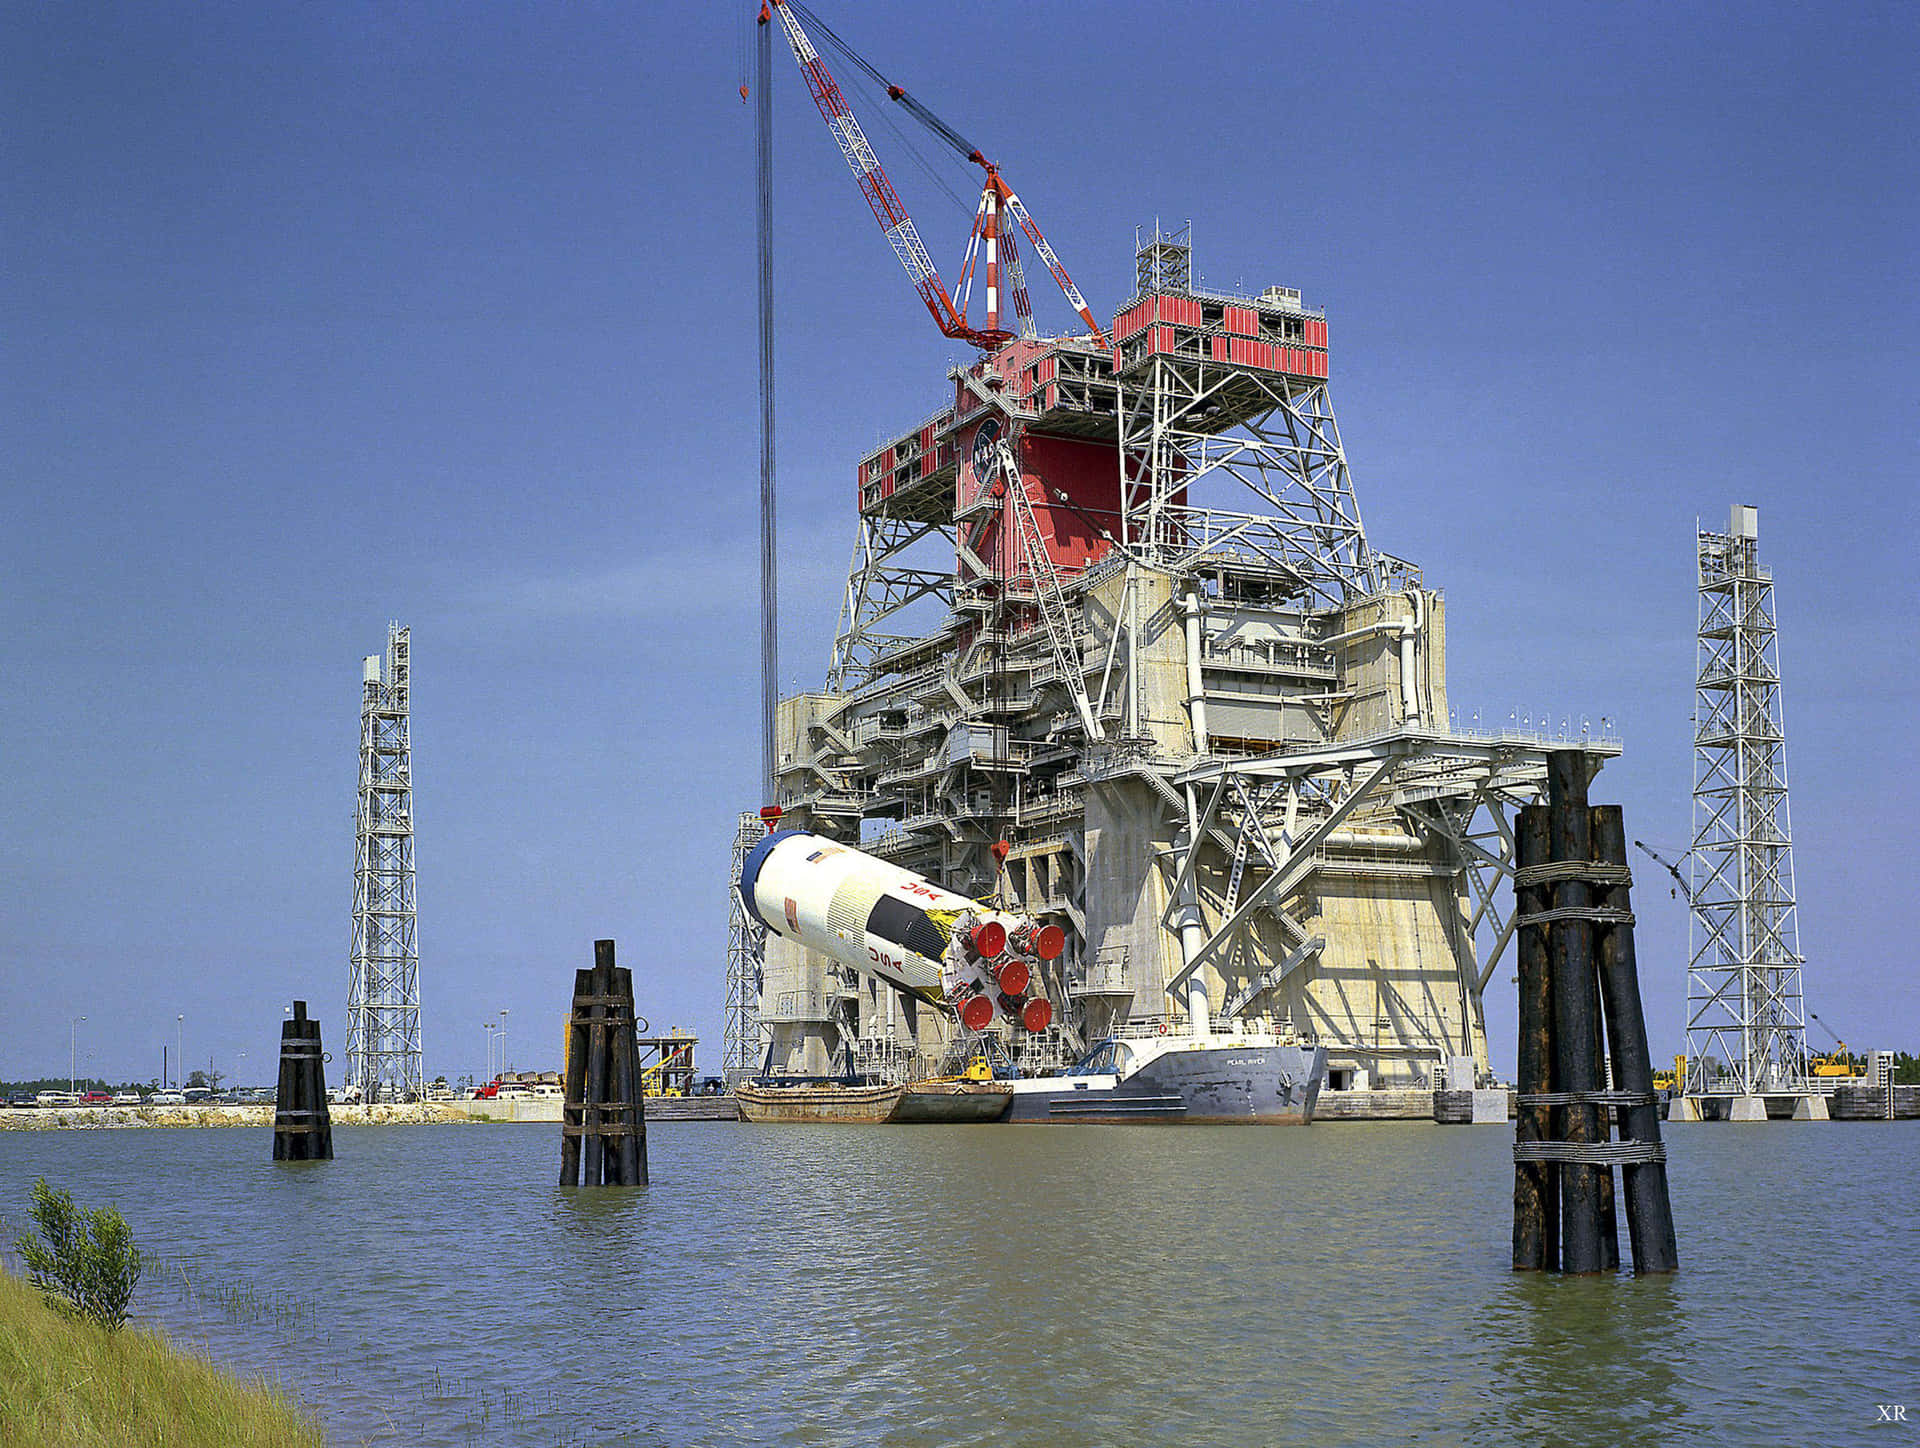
[{"x1": 865, "y1": 895, "x2": 950, "y2": 963}]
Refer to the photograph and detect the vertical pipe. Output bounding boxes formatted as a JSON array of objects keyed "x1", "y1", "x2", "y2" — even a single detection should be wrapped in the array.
[
  {"x1": 1182, "y1": 590, "x2": 1210, "y2": 754},
  {"x1": 1176, "y1": 784, "x2": 1211, "y2": 1039},
  {"x1": 1547, "y1": 751, "x2": 1606, "y2": 1273},
  {"x1": 1124, "y1": 572, "x2": 1141, "y2": 739},
  {"x1": 1512, "y1": 806, "x2": 1557, "y2": 1271},
  {"x1": 755, "y1": 12, "x2": 779, "y2": 805},
  {"x1": 1397, "y1": 600, "x2": 1421, "y2": 727},
  {"x1": 1592, "y1": 806, "x2": 1679, "y2": 1273}
]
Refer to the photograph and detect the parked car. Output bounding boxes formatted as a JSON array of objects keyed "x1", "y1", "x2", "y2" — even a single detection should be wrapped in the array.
[
  {"x1": 6, "y1": 1094, "x2": 36, "y2": 1109},
  {"x1": 80, "y1": 1091, "x2": 112, "y2": 1105},
  {"x1": 111, "y1": 1091, "x2": 142, "y2": 1106},
  {"x1": 35, "y1": 1091, "x2": 79, "y2": 1107},
  {"x1": 150, "y1": 1089, "x2": 186, "y2": 1105},
  {"x1": 181, "y1": 1087, "x2": 212, "y2": 1104}
]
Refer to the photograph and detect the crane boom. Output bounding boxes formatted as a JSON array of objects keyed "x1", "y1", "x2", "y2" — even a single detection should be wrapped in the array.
[
  {"x1": 998, "y1": 181, "x2": 1108, "y2": 347},
  {"x1": 1632, "y1": 840, "x2": 1695, "y2": 905},
  {"x1": 769, "y1": 1, "x2": 1104, "y2": 349},
  {"x1": 765, "y1": 1, "x2": 999, "y2": 348}
]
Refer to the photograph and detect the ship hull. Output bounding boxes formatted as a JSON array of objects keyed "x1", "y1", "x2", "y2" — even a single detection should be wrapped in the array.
[
  {"x1": 1006, "y1": 1043, "x2": 1327, "y2": 1124},
  {"x1": 889, "y1": 1081, "x2": 1014, "y2": 1123},
  {"x1": 733, "y1": 1082, "x2": 904, "y2": 1124}
]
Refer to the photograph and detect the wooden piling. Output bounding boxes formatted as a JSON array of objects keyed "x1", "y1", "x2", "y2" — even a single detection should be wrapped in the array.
[
  {"x1": 560, "y1": 939, "x2": 648, "y2": 1187},
  {"x1": 1591, "y1": 806, "x2": 1679, "y2": 1273},
  {"x1": 272, "y1": 1001, "x2": 333, "y2": 1162},
  {"x1": 1546, "y1": 753, "x2": 1607, "y2": 1273},
  {"x1": 1512, "y1": 806, "x2": 1558, "y2": 1272},
  {"x1": 1511, "y1": 753, "x2": 1677, "y2": 1276}
]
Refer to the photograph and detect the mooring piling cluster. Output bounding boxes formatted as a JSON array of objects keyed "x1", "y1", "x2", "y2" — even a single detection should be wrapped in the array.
[
  {"x1": 560, "y1": 939, "x2": 648, "y2": 1187},
  {"x1": 1512, "y1": 751, "x2": 1678, "y2": 1275},
  {"x1": 272, "y1": 1000, "x2": 334, "y2": 1162}
]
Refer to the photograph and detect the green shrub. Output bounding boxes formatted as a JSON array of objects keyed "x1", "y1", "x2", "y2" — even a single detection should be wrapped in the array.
[{"x1": 14, "y1": 1177, "x2": 142, "y2": 1330}]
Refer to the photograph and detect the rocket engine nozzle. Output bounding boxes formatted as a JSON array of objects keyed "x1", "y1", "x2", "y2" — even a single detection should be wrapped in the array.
[
  {"x1": 1011, "y1": 922, "x2": 1066, "y2": 961},
  {"x1": 968, "y1": 920, "x2": 1007, "y2": 958},
  {"x1": 957, "y1": 993, "x2": 995, "y2": 1032},
  {"x1": 1021, "y1": 997, "x2": 1053, "y2": 1032},
  {"x1": 995, "y1": 959, "x2": 1031, "y2": 996}
]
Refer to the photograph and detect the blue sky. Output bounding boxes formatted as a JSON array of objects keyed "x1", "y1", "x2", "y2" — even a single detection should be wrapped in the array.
[{"x1": 4, "y1": 2, "x2": 1915, "y2": 1086}]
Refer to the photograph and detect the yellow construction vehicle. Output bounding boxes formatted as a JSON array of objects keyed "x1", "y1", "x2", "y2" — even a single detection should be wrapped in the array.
[{"x1": 1807, "y1": 1013, "x2": 1858, "y2": 1078}]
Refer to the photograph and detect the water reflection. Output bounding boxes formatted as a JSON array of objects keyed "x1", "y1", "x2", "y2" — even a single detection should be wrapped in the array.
[{"x1": 1475, "y1": 1268, "x2": 1689, "y2": 1443}]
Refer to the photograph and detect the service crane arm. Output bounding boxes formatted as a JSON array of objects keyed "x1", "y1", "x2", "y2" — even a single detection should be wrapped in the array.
[
  {"x1": 1632, "y1": 840, "x2": 1695, "y2": 905},
  {"x1": 764, "y1": 0, "x2": 996, "y2": 348},
  {"x1": 775, "y1": 0, "x2": 1106, "y2": 348}
]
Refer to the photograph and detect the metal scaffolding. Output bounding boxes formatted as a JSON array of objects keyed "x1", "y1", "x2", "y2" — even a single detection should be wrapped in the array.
[
  {"x1": 723, "y1": 811, "x2": 768, "y2": 1082},
  {"x1": 1685, "y1": 506, "x2": 1807, "y2": 1096},
  {"x1": 346, "y1": 623, "x2": 422, "y2": 1102}
]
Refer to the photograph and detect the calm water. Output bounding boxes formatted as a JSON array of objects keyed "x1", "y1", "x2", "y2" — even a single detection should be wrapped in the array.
[{"x1": 1, "y1": 1120, "x2": 1915, "y2": 1446}]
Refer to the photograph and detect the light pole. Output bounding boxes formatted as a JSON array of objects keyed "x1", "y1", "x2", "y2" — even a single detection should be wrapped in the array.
[
  {"x1": 483, "y1": 1022, "x2": 495, "y2": 1083},
  {"x1": 175, "y1": 1014, "x2": 185, "y2": 1089},
  {"x1": 499, "y1": 1010, "x2": 509, "y2": 1076},
  {"x1": 70, "y1": 1016, "x2": 86, "y2": 1094}
]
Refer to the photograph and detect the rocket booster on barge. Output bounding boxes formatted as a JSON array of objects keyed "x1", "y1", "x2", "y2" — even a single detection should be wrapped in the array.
[{"x1": 738, "y1": 831, "x2": 1061, "y2": 1032}]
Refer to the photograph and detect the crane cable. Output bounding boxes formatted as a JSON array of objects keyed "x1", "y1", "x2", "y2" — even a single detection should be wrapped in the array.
[
  {"x1": 755, "y1": 7, "x2": 779, "y2": 804},
  {"x1": 786, "y1": 0, "x2": 986, "y2": 167}
]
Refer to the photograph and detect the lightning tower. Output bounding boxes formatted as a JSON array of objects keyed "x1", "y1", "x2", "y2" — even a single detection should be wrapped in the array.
[
  {"x1": 724, "y1": 811, "x2": 769, "y2": 1081},
  {"x1": 1684, "y1": 506, "x2": 1807, "y2": 1098},
  {"x1": 347, "y1": 623, "x2": 423, "y2": 1101}
]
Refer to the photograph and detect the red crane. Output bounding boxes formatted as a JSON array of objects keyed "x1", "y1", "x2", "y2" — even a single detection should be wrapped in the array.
[{"x1": 762, "y1": 1, "x2": 1106, "y2": 351}]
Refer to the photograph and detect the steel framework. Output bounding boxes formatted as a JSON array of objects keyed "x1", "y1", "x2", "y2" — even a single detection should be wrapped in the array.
[
  {"x1": 346, "y1": 623, "x2": 423, "y2": 1101},
  {"x1": 1684, "y1": 507, "x2": 1807, "y2": 1096},
  {"x1": 723, "y1": 811, "x2": 769, "y2": 1081},
  {"x1": 1115, "y1": 313, "x2": 1388, "y2": 600},
  {"x1": 747, "y1": 232, "x2": 1626, "y2": 1087}
]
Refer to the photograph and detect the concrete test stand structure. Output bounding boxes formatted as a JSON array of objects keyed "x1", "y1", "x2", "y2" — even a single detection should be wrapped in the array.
[{"x1": 727, "y1": 228, "x2": 1616, "y2": 1090}]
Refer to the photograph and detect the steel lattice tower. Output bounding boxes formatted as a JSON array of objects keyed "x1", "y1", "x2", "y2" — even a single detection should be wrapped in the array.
[
  {"x1": 1685, "y1": 507, "x2": 1806, "y2": 1096},
  {"x1": 347, "y1": 623, "x2": 422, "y2": 1101},
  {"x1": 724, "y1": 811, "x2": 768, "y2": 1082}
]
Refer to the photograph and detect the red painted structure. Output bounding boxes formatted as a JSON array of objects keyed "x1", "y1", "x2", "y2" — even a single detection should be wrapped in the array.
[{"x1": 855, "y1": 291, "x2": 1331, "y2": 588}]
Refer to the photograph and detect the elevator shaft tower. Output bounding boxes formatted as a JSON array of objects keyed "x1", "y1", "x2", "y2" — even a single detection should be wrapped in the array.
[
  {"x1": 1685, "y1": 506, "x2": 1807, "y2": 1096},
  {"x1": 347, "y1": 623, "x2": 423, "y2": 1102}
]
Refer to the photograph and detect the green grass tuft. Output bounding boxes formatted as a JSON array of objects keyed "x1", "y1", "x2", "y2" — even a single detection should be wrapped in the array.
[{"x1": 0, "y1": 1266, "x2": 325, "y2": 1447}]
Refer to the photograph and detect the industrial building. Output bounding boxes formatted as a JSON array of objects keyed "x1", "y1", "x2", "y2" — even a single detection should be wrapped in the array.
[
  {"x1": 724, "y1": 5, "x2": 1616, "y2": 1091},
  {"x1": 728, "y1": 227, "x2": 1617, "y2": 1090}
]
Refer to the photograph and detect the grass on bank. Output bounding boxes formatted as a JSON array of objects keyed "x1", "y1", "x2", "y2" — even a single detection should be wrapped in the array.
[{"x1": 0, "y1": 1266, "x2": 325, "y2": 1448}]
